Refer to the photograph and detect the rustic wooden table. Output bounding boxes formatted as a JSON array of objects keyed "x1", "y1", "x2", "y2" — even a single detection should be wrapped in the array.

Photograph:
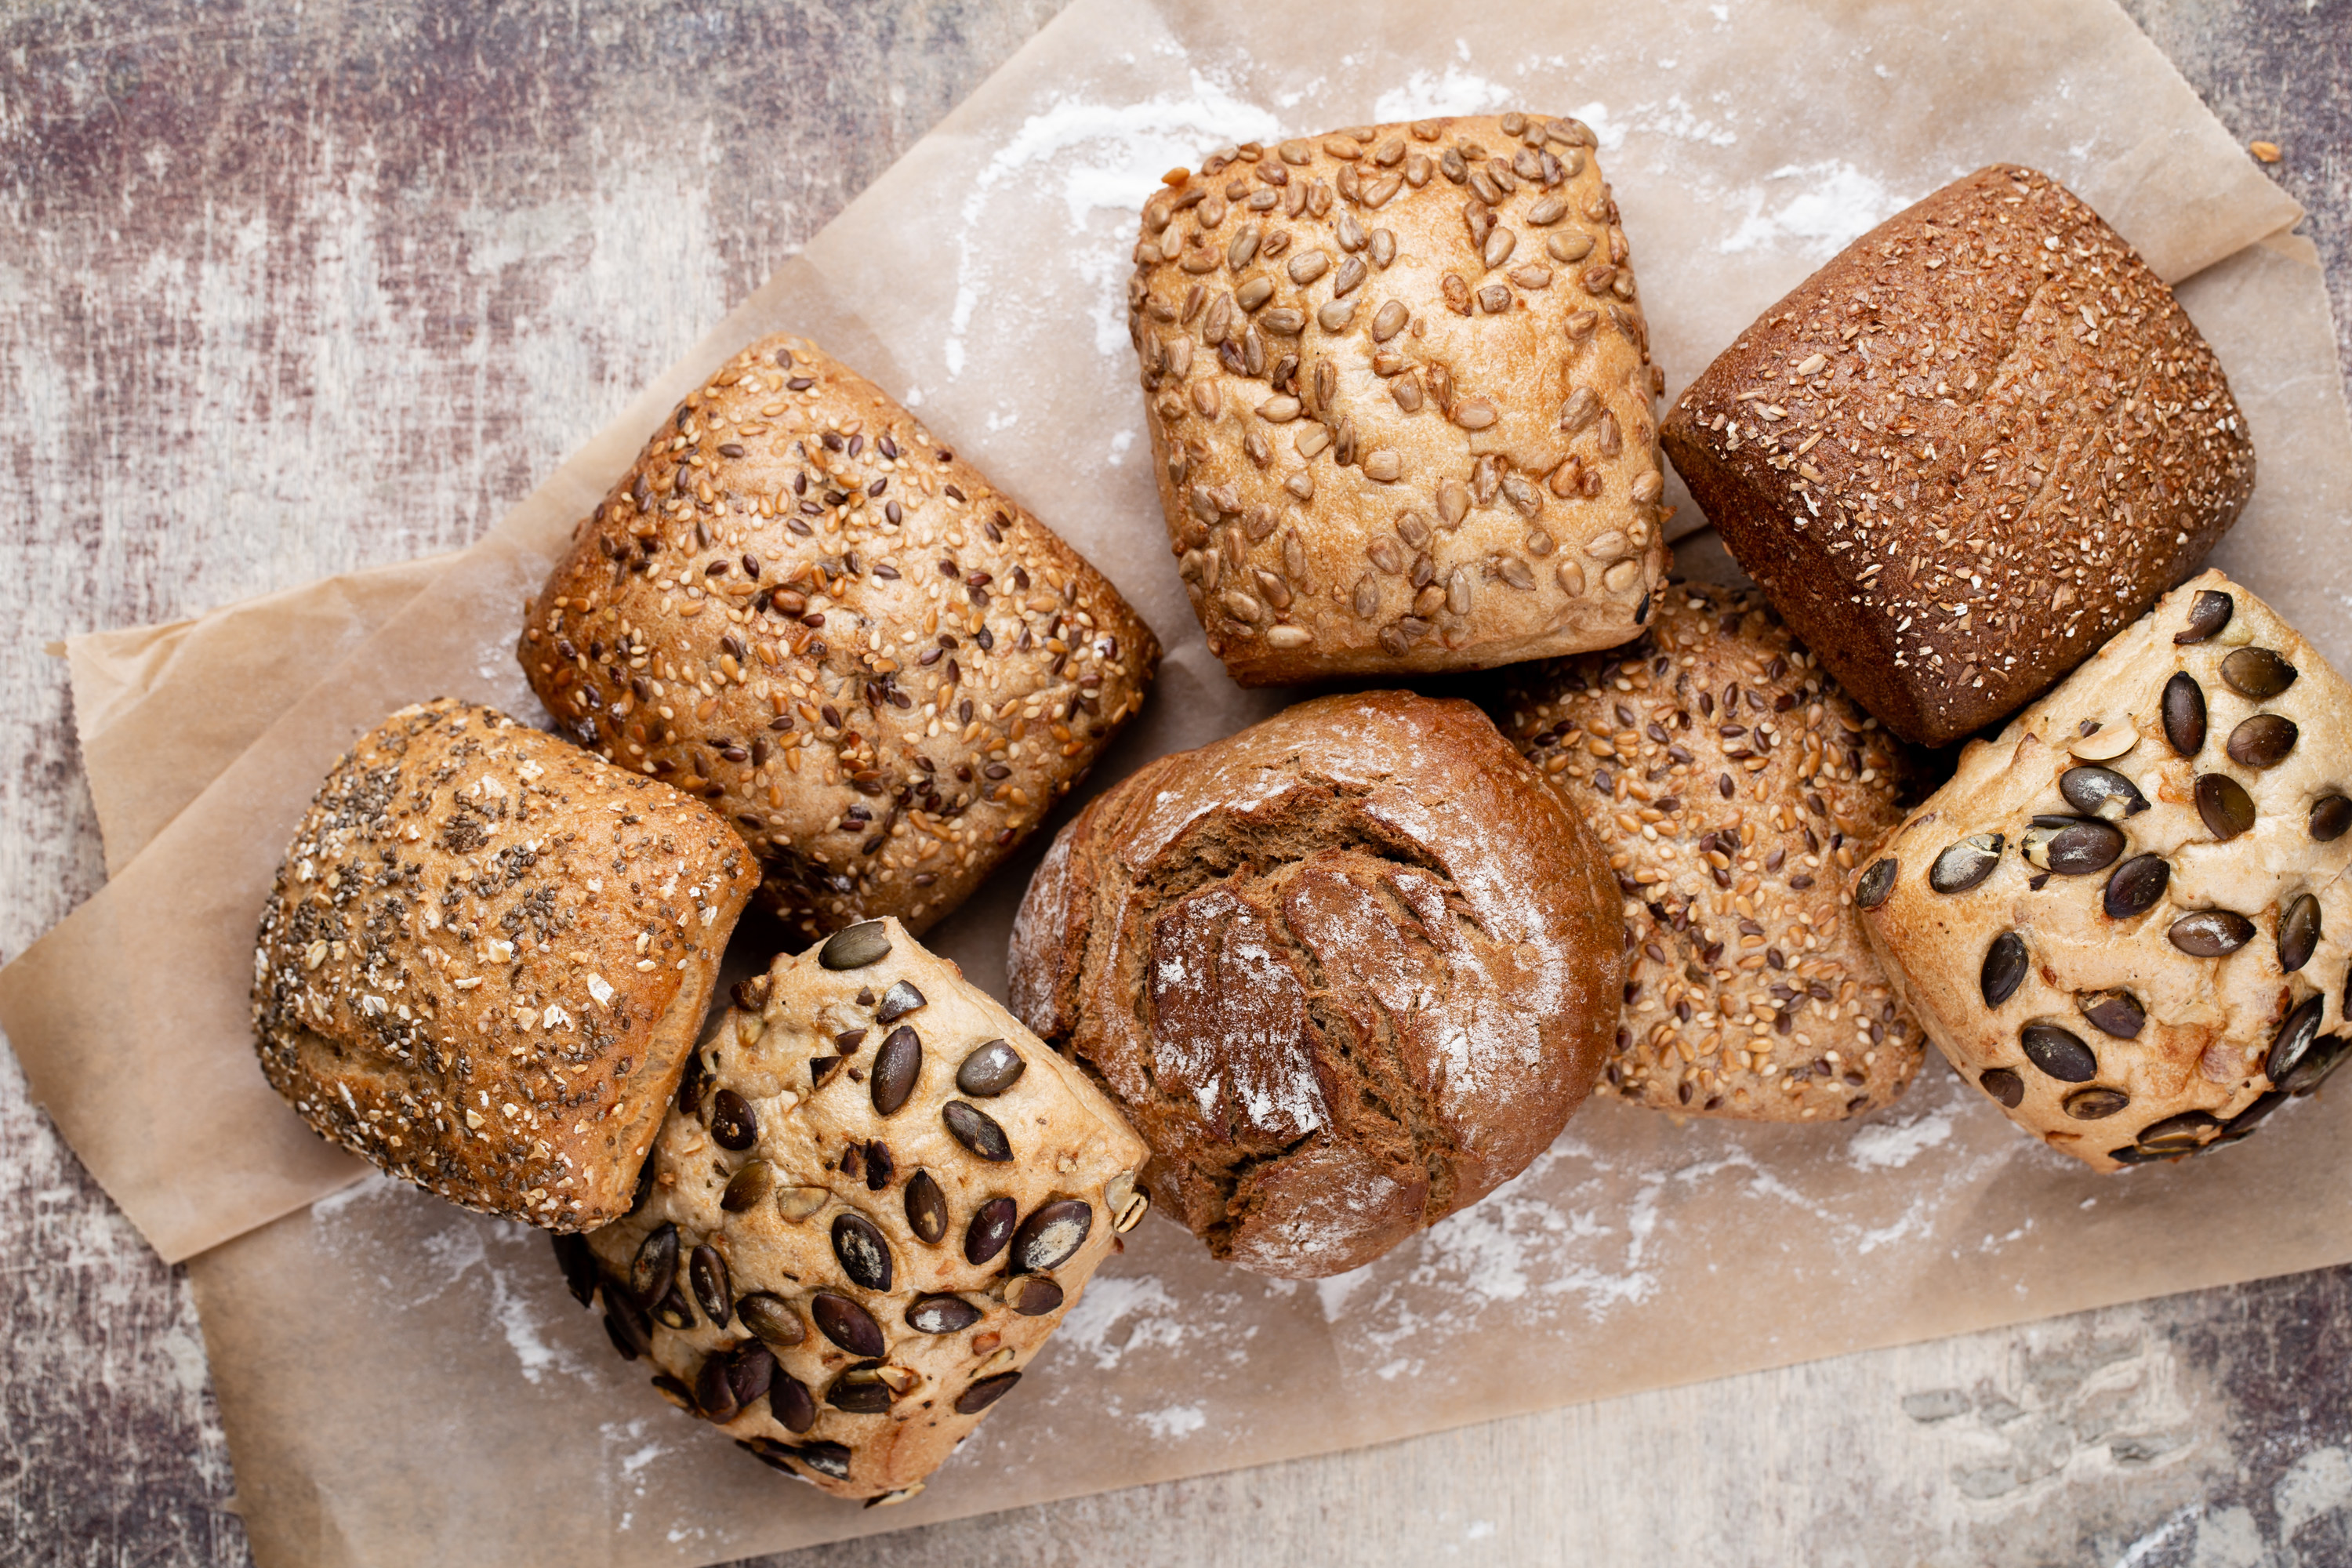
[{"x1": 4, "y1": 2, "x2": 2348, "y2": 1563}]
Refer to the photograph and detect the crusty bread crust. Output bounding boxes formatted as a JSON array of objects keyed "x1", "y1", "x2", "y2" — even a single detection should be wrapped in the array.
[
  {"x1": 521, "y1": 335, "x2": 1160, "y2": 946},
  {"x1": 252, "y1": 699, "x2": 757, "y2": 1229},
  {"x1": 1661, "y1": 165, "x2": 2254, "y2": 746},
  {"x1": 1128, "y1": 115, "x2": 1671, "y2": 684}
]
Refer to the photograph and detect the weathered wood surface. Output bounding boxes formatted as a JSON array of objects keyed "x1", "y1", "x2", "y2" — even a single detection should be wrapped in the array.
[{"x1": 0, "y1": 1, "x2": 2345, "y2": 1563}]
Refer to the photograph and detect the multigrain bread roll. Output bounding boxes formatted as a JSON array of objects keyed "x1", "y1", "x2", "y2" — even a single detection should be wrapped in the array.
[
  {"x1": 1661, "y1": 165, "x2": 2255, "y2": 746},
  {"x1": 1504, "y1": 583, "x2": 1925, "y2": 1120},
  {"x1": 252, "y1": 699, "x2": 757, "y2": 1229},
  {"x1": 1007, "y1": 691, "x2": 1625, "y2": 1278},
  {"x1": 1129, "y1": 114, "x2": 1671, "y2": 685},
  {"x1": 1854, "y1": 572, "x2": 2352, "y2": 1171},
  {"x1": 521, "y1": 334, "x2": 1160, "y2": 947},
  {"x1": 564, "y1": 918, "x2": 1147, "y2": 1503}
]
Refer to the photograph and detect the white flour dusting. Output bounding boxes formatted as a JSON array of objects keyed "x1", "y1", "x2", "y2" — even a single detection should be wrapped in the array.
[
  {"x1": 1718, "y1": 160, "x2": 1915, "y2": 256},
  {"x1": 1138, "y1": 1404, "x2": 1207, "y2": 1440},
  {"x1": 1848, "y1": 1108, "x2": 1958, "y2": 1171},
  {"x1": 1056, "y1": 1273, "x2": 1186, "y2": 1370}
]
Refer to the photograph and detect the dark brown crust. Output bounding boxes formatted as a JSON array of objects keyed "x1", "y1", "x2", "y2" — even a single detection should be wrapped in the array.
[
  {"x1": 521, "y1": 334, "x2": 1160, "y2": 946},
  {"x1": 251, "y1": 699, "x2": 757, "y2": 1229},
  {"x1": 1008, "y1": 691, "x2": 1624, "y2": 1279},
  {"x1": 1660, "y1": 165, "x2": 2255, "y2": 746}
]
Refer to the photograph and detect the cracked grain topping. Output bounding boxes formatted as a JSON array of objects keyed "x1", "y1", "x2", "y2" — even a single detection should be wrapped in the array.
[
  {"x1": 1855, "y1": 572, "x2": 2352, "y2": 1172},
  {"x1": 1504, "y1": 583, "x2": 1924, "y2": 1121},
  {"x1": 1661, "y1": 165, "x2": 2255, "y2": 746},
  {"x1": 252, "y1": 699, "x2": 757, "y2": 1229},
  {"x1": 1128, "y1": 114, "x2": 1671, "y2": 685},
  {"x1": 521, "y1": 334, "x2": 1160, "y2": 947},
  {"x1": 1007, "y1": 691, "x2": 1624, "y2": 1279},
  {"x1": 569, "y1": 917, "x2": 1146, "y2": 1503}
]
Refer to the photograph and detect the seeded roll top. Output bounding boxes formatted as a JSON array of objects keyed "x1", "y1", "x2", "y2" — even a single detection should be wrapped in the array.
[
  {"x1": 1009, "y1": 691, "x2": 1625, "y2": 1278},
  {"x1": 1855, "y1": 572, "x2": 2352, "y2": 1171},
  {"x1": 521, "y1": 333, "x2": 1160, "y2": 947},
  {"x1": 252, "y1": 699, "x2": 758, "y2": 1229},
  {"x1": 1661, "y1": 165, "x2": 2255, "y2": 746},
  {"x1": 571, "y1": 918, "x2": 1148, "y2": 1503},
  {"x1": 1129, "y1": 114, "x2": 1671, "y2": 685},
  {"x1": 1505, "y1": 583, "x2": 1924, "y2": 1120}
]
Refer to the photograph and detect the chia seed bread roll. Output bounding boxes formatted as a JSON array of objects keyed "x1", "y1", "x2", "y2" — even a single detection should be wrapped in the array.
[
  {"x1": 1130, "y1": 114, "x2": 1671, "y2": 685},
  {"x1": 252, "y1": 699, "x2": 758, "y2": 1229},
  {"x1": 566, "y1": 918, "x2": 1147, "y2": 1504},
  {"x1": 1007, "y1": 691, "x2": 1625, "y2": 1279},
  {"x1": 1661, "y1": 165, "x2": 2255, "y2": 746},
  {"x1": 1504, "y1": 583, "x2": 1925, "y2": 1120},
  {"x1": 1855, "y1": 572, "x2": 2352, "y2": 1171},
  {"x1": 521, "y1": 333, "x2": 1160, "y2": 948}
]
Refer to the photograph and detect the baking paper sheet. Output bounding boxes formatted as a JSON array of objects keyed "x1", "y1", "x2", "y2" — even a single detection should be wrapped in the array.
[{"x1": 2, "y1": 0, "x2": 2343, "y2": 1561}]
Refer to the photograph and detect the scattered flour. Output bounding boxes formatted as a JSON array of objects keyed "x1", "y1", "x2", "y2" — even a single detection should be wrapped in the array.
[
  {"x1": 1138, "y1": 1404, "x2": 1207, "y2": 1440},
  {"x1": 1847, "y1": 1109, "x2": 1957, "y2": 1171},
  {"x1": 1056, "y1": 1273, "x2": 1186, "y2": 1370},
  {"x1": 1718, "y1": 160, "x2": 1914, "y2": 256}
]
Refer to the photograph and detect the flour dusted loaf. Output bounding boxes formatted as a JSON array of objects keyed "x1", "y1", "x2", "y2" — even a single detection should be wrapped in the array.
[
  {"x1": 1007, "y1": 691, "x2": 1625, "y2": 1278},
  {"x1": 1130, "y1": 114, "x2": 1671, "y2": 684},
  {"x1": 565, "y1": 918, "x2": 1147, "y2": 1503},
  {"x1": 252, "y1": 699, "x2": 757, "y2": 1229},
  {"x1": 1854, "y1": 572, "x2": 2352, "y2": 1171},
  {"x1": 521, "y1": 334, "x2": 1160, "y2": 948},
  {"x1": 1661, "y1": 165, "x2": 2255, "y2": 746},
  {"x1": 1504, "y1": 583, "x2": 1924, "y2": 1120}
]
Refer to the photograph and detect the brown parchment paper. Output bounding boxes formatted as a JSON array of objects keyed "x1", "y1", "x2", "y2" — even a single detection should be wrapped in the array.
[{"x1": 2, "y1": 0, "x2": 2344, "y2": 1559}]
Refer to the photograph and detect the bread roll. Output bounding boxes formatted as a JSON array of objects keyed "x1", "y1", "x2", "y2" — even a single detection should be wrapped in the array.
[
  {"x1": 1008, "y1": 691, "x2": 1624, "y2": 1278},
  {"x1": 252, "y1": 699, "x2": 757, "y2": 1229},
  {"x1": 1855, "y1": 572, "x2": 2352, "y2": 1171},
  {"x1": 521, "y1": 334, "x2": 1160, "y2": 947},
  {"x1": 1660, "y1": 165, "x2": 2254, "y2": 746},
  {"x1": 1504, "y1": 583, "x2": 1924, "y2": 1119},
  {"x1": 1129, "y1": 114, "x2": 1670, "y2": 685}
]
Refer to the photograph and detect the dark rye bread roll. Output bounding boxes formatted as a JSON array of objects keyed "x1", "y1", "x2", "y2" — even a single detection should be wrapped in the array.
[
  {"x1": 252, "y1": 699, "x2": 758, "y2": 1229},
  {"x1": 521, "y1": 334, "x2": 1160, "y2": 948},
  {"x1": 1504, "y1": 583, "x2": 1925, "y2": 1120},
  {"x1": 1661, "y1": 165, "x2": 2255, "y2": 746},
  {"x1": 1130, "y1": 114, "x2": 1671, "y2": 685},
  {"x1": 1007, "y1": 691, "x2": 1625, "y2": 1278}
]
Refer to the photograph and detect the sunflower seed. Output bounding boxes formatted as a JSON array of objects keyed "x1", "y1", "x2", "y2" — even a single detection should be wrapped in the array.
[
  {"x1": 831, "y1": 1212, "x2": 894, "y2": 1292},
  {"x1": 2194, "y1": 774, "x2": 2257, "y2": 840},
  {"x1": 876, "y1": 981, "x2": 926, "y2": 1022},
  {"x1": 2279, "y1": 894, "x2": 2322, "y2": 974},
  {"x1": 906, "y1": 1294, "x2": 983, "y2": 1335},
  {"x1": 809, "y1": 1290, "x2": 886, "y2": 1358},
  {"x1": 1363, "y1": 448, "x2": 1402, "y2": 481},
  {"x1": 1980, "y1": 1067, "x2": 2025, "y2": 1108},
  {"x1": 2078, "y1": 989, "x2": 2147, "y2": 1040},
  {"x1": 1228, "y1": 223, "x2": 1261, "y2": 270},
  {"x1": 2226, "y1": 713, "x2": 2298, "y2": 769},
  {"x1": 964, "y1": 1195, "x2": 1018, "y2": 1265},
  {"x1": 2169, "y1": 909, "x2": 2256, "y2": 957},
  {"x1": 1930, "y1": 833, "x2": 2004, "y2": 893},
  {"x1": 690, "y1": 1243, "x2": 733, "y2": 1326},
  {"x1": 1548, "y1": 230, "x2": 1594, "y2": 263},
  {"x1": 1981, "y1": 932, "x2": 2029, "y2": 1007},
  {"x1": 1370, "y1": 299, "x2": 1408, "y2": 341},
  {"x1": 1235, "y1": 275, "x2": 1274, "y2": 311},
  {"x1": 2059, "y1": 767, "x2": 2150, "y2": 821},
  {"x1": 2023, "y1": 1024, "x2": 2099, "y2": 1083},
  {"x1": 2174, "y1": 590, "x2": 2234, "y2": 643},
  {"x1": 2315, "y1": 796, "x2": 2352, "y2": 842},
  {"x1": 630, "y1": 1222, "x2": 679, "y2": 1306},
  {"x1": 2020, "y1": 818, "x2": 2125, "y2": 875},
  {"x1": 871, "y1": 1025, "x2": 921, "y2": 1116},
  {"x1": 1855, "y1": 858, "x2": 1898, "y2": 909},
  {"x1": 2068, "y1": 720, "x2": 2140, "y2": 761},
  {"x1": 821, "y1": 921, "x2": 891, "y2": 969},
  {"x1": 1316, "y1": 299, "x2": 1357, "y2": 332},
  {"x1": 1105, "y1": 1171, "x2": 1151, "y2": 1232},
  {"x1": 2161, "y1": 673, "x2": 2205, "y2": 756},
  {"x1": 2221, "y1": 647, "x2": 2299, "y2": 699}
]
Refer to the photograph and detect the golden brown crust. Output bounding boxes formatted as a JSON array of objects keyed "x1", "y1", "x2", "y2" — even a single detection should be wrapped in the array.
[
  {"x1": 577, "y1": 919, "x2": 1148, "y2": 1502},
  {"x1": 1128, "y1": 114, "x2": 1670, "y2": 685},
  {"x1": 521, "y1": 334, "x2": 1161, "y2": 946},
  {"x1": 1660, "y1": 165, "x2": 2255, "y2": 747},
  {"x1": 1503, "y1": 584, "x2": 1924, "y2": 1120},
  {"x1": 1008, "y1": 691, "x2": 1625, "y2": 1279},
  {"x1": 252, "y1": 699, "x2": 757, "y2": 1229}
]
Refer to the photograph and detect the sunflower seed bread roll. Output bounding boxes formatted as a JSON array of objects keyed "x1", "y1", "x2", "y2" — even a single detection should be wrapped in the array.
[
  {"x1": 566, "y1": 917, "x2": 1149, "y2": 1504},
  {"x1": 252, "y1": 699, "x2": 758, "y2": 1229},
  {"x1": 521, "y1": 334, "x2": 1160, "y2": 948},
  {"x1": 1504, "y1": 583, "x2": 1926, "y2": 1120},
  {"x1": 1660, "y1": 165, "x2": 2255, "y2": 746},
  {"x1": 1853, "y1": 572, "x2": 2352, "y2": 1171},
  {"x1": 1129, "y1": 114, "x2": 1671, "y2": 685},
  {"x1": 1007, "y1": 691, "x2": 1626, "y2": 1279}
]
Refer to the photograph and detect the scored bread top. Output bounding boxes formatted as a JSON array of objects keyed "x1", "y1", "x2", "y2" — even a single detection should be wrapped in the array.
[
  {"x1": 1129, "y1": 114, "x2": 1671, "y2": 684},
  {"x1": 252, "y1": 699, "x2": 757, "y2": 1229},
  {"x1": 522, "y1": 334, "x2": 1160, "y2": 946},
  {"x1": 1661, "y1": 165, "x2": 2255, "y2": 746}
]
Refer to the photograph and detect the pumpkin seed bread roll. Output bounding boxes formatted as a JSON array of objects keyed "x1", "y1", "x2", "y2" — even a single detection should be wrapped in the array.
[
  {"x1": 564, "y1": 917, "x2": 1148, "y2": 1504},
  {"x1": 1007, "y1": 691, "x2": 1625, "y2": 1279},
  {"x1": 1128, "y1": 114, "x2": 1670, "y2": 685},
  {"x1": 1661, "y1": 165, "x2": 2255, "y2": 747},
  {"x1": 1853, "y1": 572, "x2": 2352, "y2": 1172},
  {"x1": 252, "y1": 699, "x2": 758, "y2": 1229},
  {"x1": 521, "y1": 334, "x2": 1160, "y2": 947},
  {"x1": 1504, "y1": 583, "x2": 1926, "y2": 1120}
]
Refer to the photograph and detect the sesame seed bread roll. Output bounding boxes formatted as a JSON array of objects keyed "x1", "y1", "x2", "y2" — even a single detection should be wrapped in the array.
[
  {"x1": 252, "y1": 699, "x2": 758, "y2": 1229},
  {"x1": 1129, "y1": 114, "x2": 1671, "y2": 686},
  {"x1": 521, "y1": 334, "x2": 1160, "y2": 947},
  {"x1": 1505, "y1": 583, "x2": 1926, "y2": 1120},
  {"x1": 564, "y1": 918, "x2": 1148, "y2": 1504},
  {"x1": 1007, "y1": 691, "x2": 1625, "y2": 1279},
  {"x1": 1661, "y1": 165, "x2": 2255, "y2": 747},
  {"x1": 1853, "y1": 572, "x2": 2352, "y2": 1172}
]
